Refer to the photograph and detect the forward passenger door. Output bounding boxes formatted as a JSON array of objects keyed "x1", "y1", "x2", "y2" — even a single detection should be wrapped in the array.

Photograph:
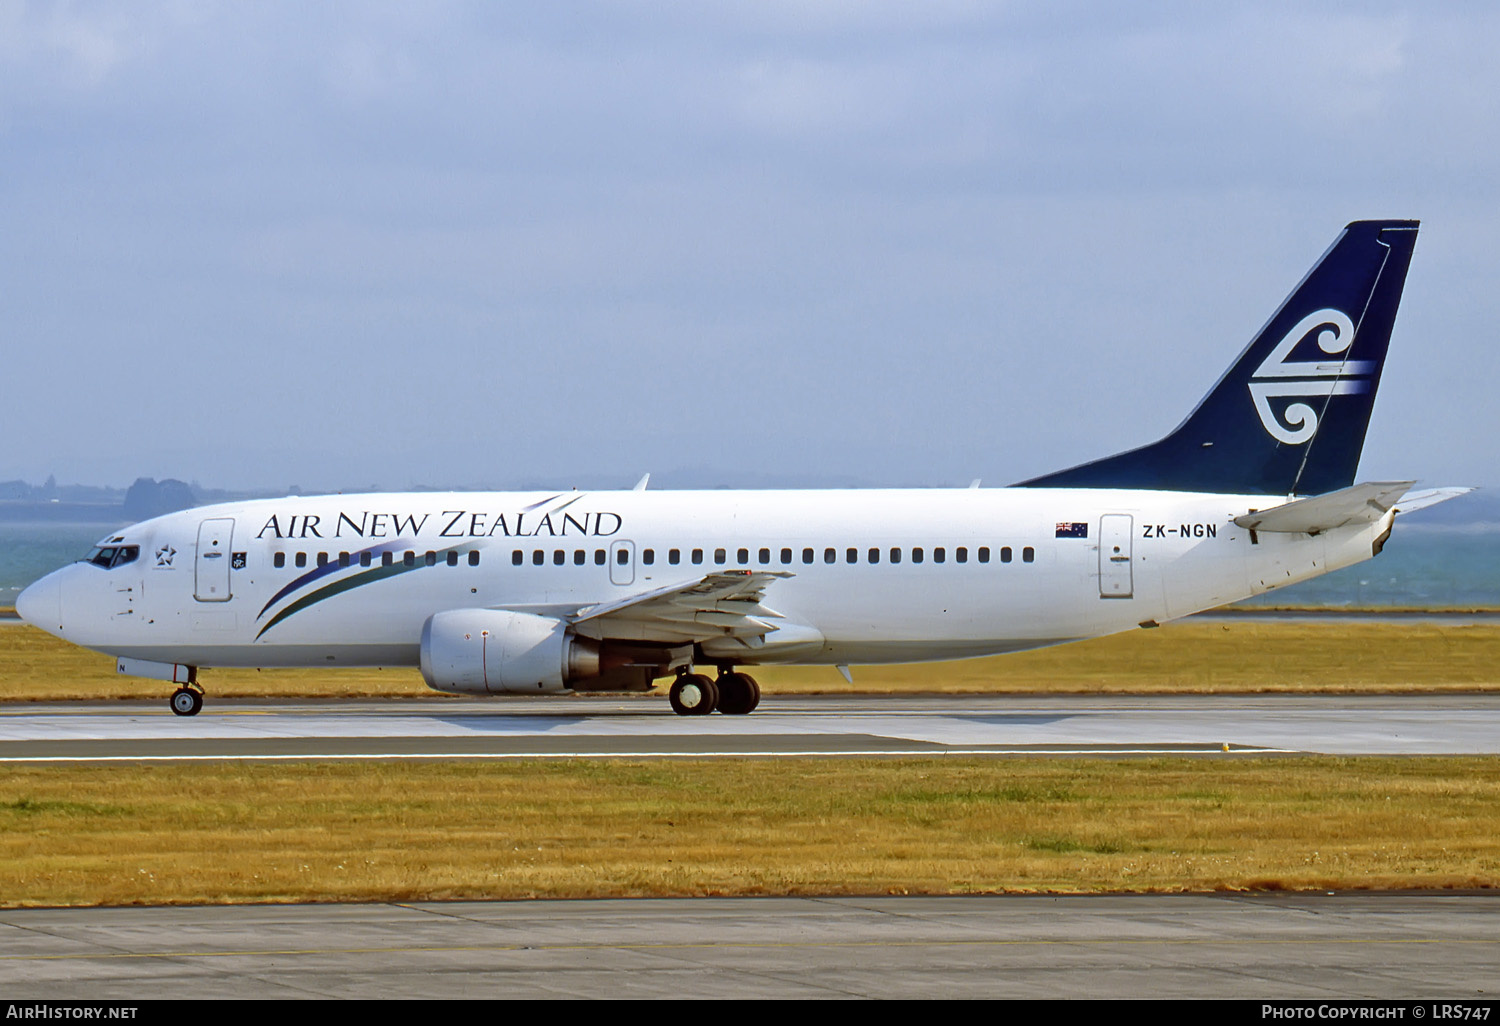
[{"x1": 195, "y1": 518, "x2": 235, "y2": 602}]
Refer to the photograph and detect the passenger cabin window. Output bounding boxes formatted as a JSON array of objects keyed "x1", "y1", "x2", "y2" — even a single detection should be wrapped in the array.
[
  {"x1": 824, "y1": 547, "x2": 836, "y2": 564},
  {"x1": 553, "y1": 550, "x2": 565, "y2": 566},
  {"x1": 532, "y1": 550, "x2": 544, "y2": 566},
  {"x1": 296, "y1": 552, "x2": 308, "y2": 568},
  {"x1": 425, "y1": 551, "x2": 437, "y2": 567},
  {"x1": 339, "y1": 552, "x2": 351, "y2": 568},
  {"x1": 934, "y1": 547, "x2": 946, "y2": 563},
  {"x1": 868, "y1": 547, "x2": 880, "y2": 564},
  {"x1": 1001, "y1": 546, "x2": 1012, "y2": 563},
  {"x1": 955, "y1": 547, "x2": 968, "y2": 564},
  {"x1": 512, "y1": 550, "x2": 523, "y2": 566},
  {"x1": 360, "y1": 552, "x2": 372, "y2": 568},
  {"x1": 890, "y1": 547, "x2": 902, "y2": 564},
  {"x1": 978, "y1": 547, "x2": 991, "y2": 563},
  {"x1": 714, "y1": 548, "x2": 726, "y2": 565},
  {"x1": 1023, "y1": 546, "x2": 1035, "y2": 563},
  {"x1": 780, "y1": 548, "x2": 792, "y2": 565},
  {"x1": 446, "y1": 551, "x2": 458, "y2": 567},
  {"x1": 801, "y1": 547, "x2": 814, "y2": 564},
  {"x1": 912, "y1": 547, "x2": 924, "y2": 564},
  {"x1": 643, "y1": 549, "x2": 655, "y2": 565},
  {"x1": 404, "y1": 551, "x2": 416, "y2": 567},
  {"x1": 846, "y1": 548, "x2": 857, "y2": 564},
  {"x1": 273, "y1": 552, "x2": 286, "y2": 569},
  {"x1": 617, "y1": 548, "x2": 629, "y2": 565},
  {"x1": 317, "y1": 552, "x2": 329, "y2": 567},
  {"x1": 759, "y1": 548, "x2": 771, "y2": 565},
  {"x1": 468, "y1": 551, "x2": 480, "y2": 567},
  {"x1": 383, "y1": 552, "x2": 393, "y2": 567},
  {"x1": 574, "y1": 550, "x2": 586, "y2": 566},
  {"x1": 595, "y1": 550, "x2": 606, "y2": 566},
  {"x1": 737, "y1": 548, "x2": 748, "y2": 565},
  {"x1": 669, "y1": 549, "x2": 681, "y2": 565},
  {"x1": 692, "y1": 548, "x2": 703, "y2": 565}
]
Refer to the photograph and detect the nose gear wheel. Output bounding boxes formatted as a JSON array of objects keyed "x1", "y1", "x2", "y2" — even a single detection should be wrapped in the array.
[{"x1": 169, "y1": 686, "x2": 204, "y2": 717}]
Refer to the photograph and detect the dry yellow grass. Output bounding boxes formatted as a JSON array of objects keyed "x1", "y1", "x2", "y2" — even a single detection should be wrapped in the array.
[
  {"x1": 1, "y1": 619, "x2": 1498, "y2": 701},
  {"x1": 2, "y1": 758, "x2": 1497, "y2": 907}
]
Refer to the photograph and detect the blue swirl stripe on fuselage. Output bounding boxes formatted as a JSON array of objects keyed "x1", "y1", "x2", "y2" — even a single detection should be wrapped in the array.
[{"x1": 256, "y1": 540, "x2": 415, "y2": 621}]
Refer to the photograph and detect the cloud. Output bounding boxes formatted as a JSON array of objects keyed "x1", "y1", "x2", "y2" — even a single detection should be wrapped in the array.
[{"x1": 0, "y1": 2, "x2": 1495, "y2": 488}]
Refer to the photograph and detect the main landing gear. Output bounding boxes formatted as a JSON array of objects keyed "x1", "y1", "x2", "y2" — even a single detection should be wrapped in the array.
[
  {"x1": 668, "y1": 668, "x2": 761, "y2": 716},
  {"x1": 169, "y1": 684, "x2": 204, "y2": 717}
]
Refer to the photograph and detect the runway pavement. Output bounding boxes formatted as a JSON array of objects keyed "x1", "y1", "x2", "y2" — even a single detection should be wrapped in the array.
[
  {"x1": 3, "y1": 693, "x2": 1500, "y2": 761},
  {"x1": 2, "y1": 893, "x2": 1497, "y2": 999}
]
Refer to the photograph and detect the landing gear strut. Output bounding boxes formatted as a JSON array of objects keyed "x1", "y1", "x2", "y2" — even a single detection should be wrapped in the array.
[
  {"x1": 169, "y1": 684, "x2": 204, "y2": 717},
  {"x1": 667, "y1": 668, "x2": 760, "y2": 715}
]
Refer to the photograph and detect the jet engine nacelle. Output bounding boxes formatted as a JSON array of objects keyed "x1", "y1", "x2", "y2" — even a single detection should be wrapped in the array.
[{"x1": 420, "y1": 609, "x2": 600, "y2": 695}]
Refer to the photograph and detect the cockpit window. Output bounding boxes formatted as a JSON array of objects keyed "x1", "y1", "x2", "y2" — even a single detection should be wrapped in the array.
[{"x1": 83, "y1": 545, "x2": 139, "y2": 569}]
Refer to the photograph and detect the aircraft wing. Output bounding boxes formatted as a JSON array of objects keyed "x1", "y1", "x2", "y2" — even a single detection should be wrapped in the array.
[
  {"x1": 570, "y1": 570, "x2": 794, "y2": 643},
  {"x1": 1233, "y1": 481, "x2": 1414, "y2": 534}
]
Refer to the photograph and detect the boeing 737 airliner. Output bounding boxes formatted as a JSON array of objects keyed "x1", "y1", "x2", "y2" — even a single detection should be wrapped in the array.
[{"x1": 17, "y1": 220, "x2": 1467, "y2": 716}]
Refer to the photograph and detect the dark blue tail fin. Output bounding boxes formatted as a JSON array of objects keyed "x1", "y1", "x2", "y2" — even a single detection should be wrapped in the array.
[{"x1": 1017, "y1": 220, "x2": 1419, "y2": 495}]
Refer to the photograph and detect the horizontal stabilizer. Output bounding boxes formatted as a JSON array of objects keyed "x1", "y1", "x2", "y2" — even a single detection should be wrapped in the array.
[
  {"x1": 1394, "y1": 486, "x2": 1474, "y2": 515},
  {"x1": 1233, "y1": 481, "x2": 1413, "y2": 534}
]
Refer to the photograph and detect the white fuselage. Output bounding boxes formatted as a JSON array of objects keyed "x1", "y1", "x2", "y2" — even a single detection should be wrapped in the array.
[{"x1": 21, "y1": 486, "x2": 1387, "y2": 672}]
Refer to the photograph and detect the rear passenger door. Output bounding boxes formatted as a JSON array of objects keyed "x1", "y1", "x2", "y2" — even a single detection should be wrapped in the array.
[{"x1": 1098, "y1": 514, "x2": 1134, "y2": 599}]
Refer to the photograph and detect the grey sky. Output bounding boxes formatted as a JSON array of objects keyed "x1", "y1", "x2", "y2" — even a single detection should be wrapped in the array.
[{"x1": 3, "y1": 1, "x2": 1496, "y2": 491}]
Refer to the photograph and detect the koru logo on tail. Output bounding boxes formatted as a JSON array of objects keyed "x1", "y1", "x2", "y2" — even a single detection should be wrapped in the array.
[{"x1": 1247, "y1": 308, "x2": 1372, "y2": 444}]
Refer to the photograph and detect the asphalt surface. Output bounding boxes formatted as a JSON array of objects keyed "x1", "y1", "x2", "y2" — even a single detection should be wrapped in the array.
[
  {"x1": 3, "y1": 693, "x2": 1500, "y2": 760},
  {"x1": 2, "y1": 893, "x2": 1497, "y2": 999},
  {"x1": 5, "y1": 694, "x2": 1497, "y2": 999}
]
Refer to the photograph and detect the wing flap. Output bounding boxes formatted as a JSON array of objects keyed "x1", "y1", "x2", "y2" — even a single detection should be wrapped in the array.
[{"x1": 571, "y1": 570, "x2": 795, "y2": 644}]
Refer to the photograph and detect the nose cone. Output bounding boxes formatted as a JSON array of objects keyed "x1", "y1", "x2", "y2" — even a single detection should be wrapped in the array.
[{"x1": 16, "y1": 573, "x2": 62, "y2": 634}]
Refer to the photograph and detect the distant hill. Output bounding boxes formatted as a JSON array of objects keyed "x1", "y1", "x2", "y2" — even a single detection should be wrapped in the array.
[{"x1": 121, "y1": 478, "x2": 198, "y2": 520}]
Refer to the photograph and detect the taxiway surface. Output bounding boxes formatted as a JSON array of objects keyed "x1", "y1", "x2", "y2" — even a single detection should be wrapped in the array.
[{"x1": 3, "y1": 893, "x2": 1496, "y2": 999}]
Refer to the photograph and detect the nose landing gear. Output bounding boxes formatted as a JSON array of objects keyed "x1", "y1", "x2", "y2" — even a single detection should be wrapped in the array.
[
  {"x1": 667, "y1": 667, "x2": 761, "y2": 716},
  {"x1": 169, "y1": 684, "x2": 204, "y2": 717}
]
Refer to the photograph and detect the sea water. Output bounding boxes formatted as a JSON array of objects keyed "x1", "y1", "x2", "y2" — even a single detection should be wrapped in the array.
[{"x1": 0, "y1": 522, "x2": 128, "y2": 605}]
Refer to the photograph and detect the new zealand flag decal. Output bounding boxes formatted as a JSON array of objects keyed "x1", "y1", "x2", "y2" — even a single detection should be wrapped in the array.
[{"x1": 1055, "y1": 522, "x2": 1088, "y2": 539}]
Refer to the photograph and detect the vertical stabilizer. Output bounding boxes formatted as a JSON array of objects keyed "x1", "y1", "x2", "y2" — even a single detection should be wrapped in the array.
[{"x1": 1017, "y1": 220, "x2": 1419, "y2": 495}]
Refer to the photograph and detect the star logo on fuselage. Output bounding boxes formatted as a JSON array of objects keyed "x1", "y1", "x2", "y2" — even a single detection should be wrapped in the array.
[{"x1": 155, "y1": 545, "x2": 176, "y2": 567}]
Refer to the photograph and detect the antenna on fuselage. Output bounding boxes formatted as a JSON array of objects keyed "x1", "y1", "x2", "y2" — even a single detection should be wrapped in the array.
[{"x1": 633, "y1": 473, "x2": 650, "y2": 491}]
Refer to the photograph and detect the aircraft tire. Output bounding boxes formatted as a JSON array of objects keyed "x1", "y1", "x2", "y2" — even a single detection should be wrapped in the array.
[
  {"x1": 717, "y1": 672, "x2": 760, "y2": 715},
  {"x1": 170, "y1": 687, "x2": 203, "y2": 717},
  {"x1": 669, "y1": 674, "x2": 718, "y2": 716}
]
